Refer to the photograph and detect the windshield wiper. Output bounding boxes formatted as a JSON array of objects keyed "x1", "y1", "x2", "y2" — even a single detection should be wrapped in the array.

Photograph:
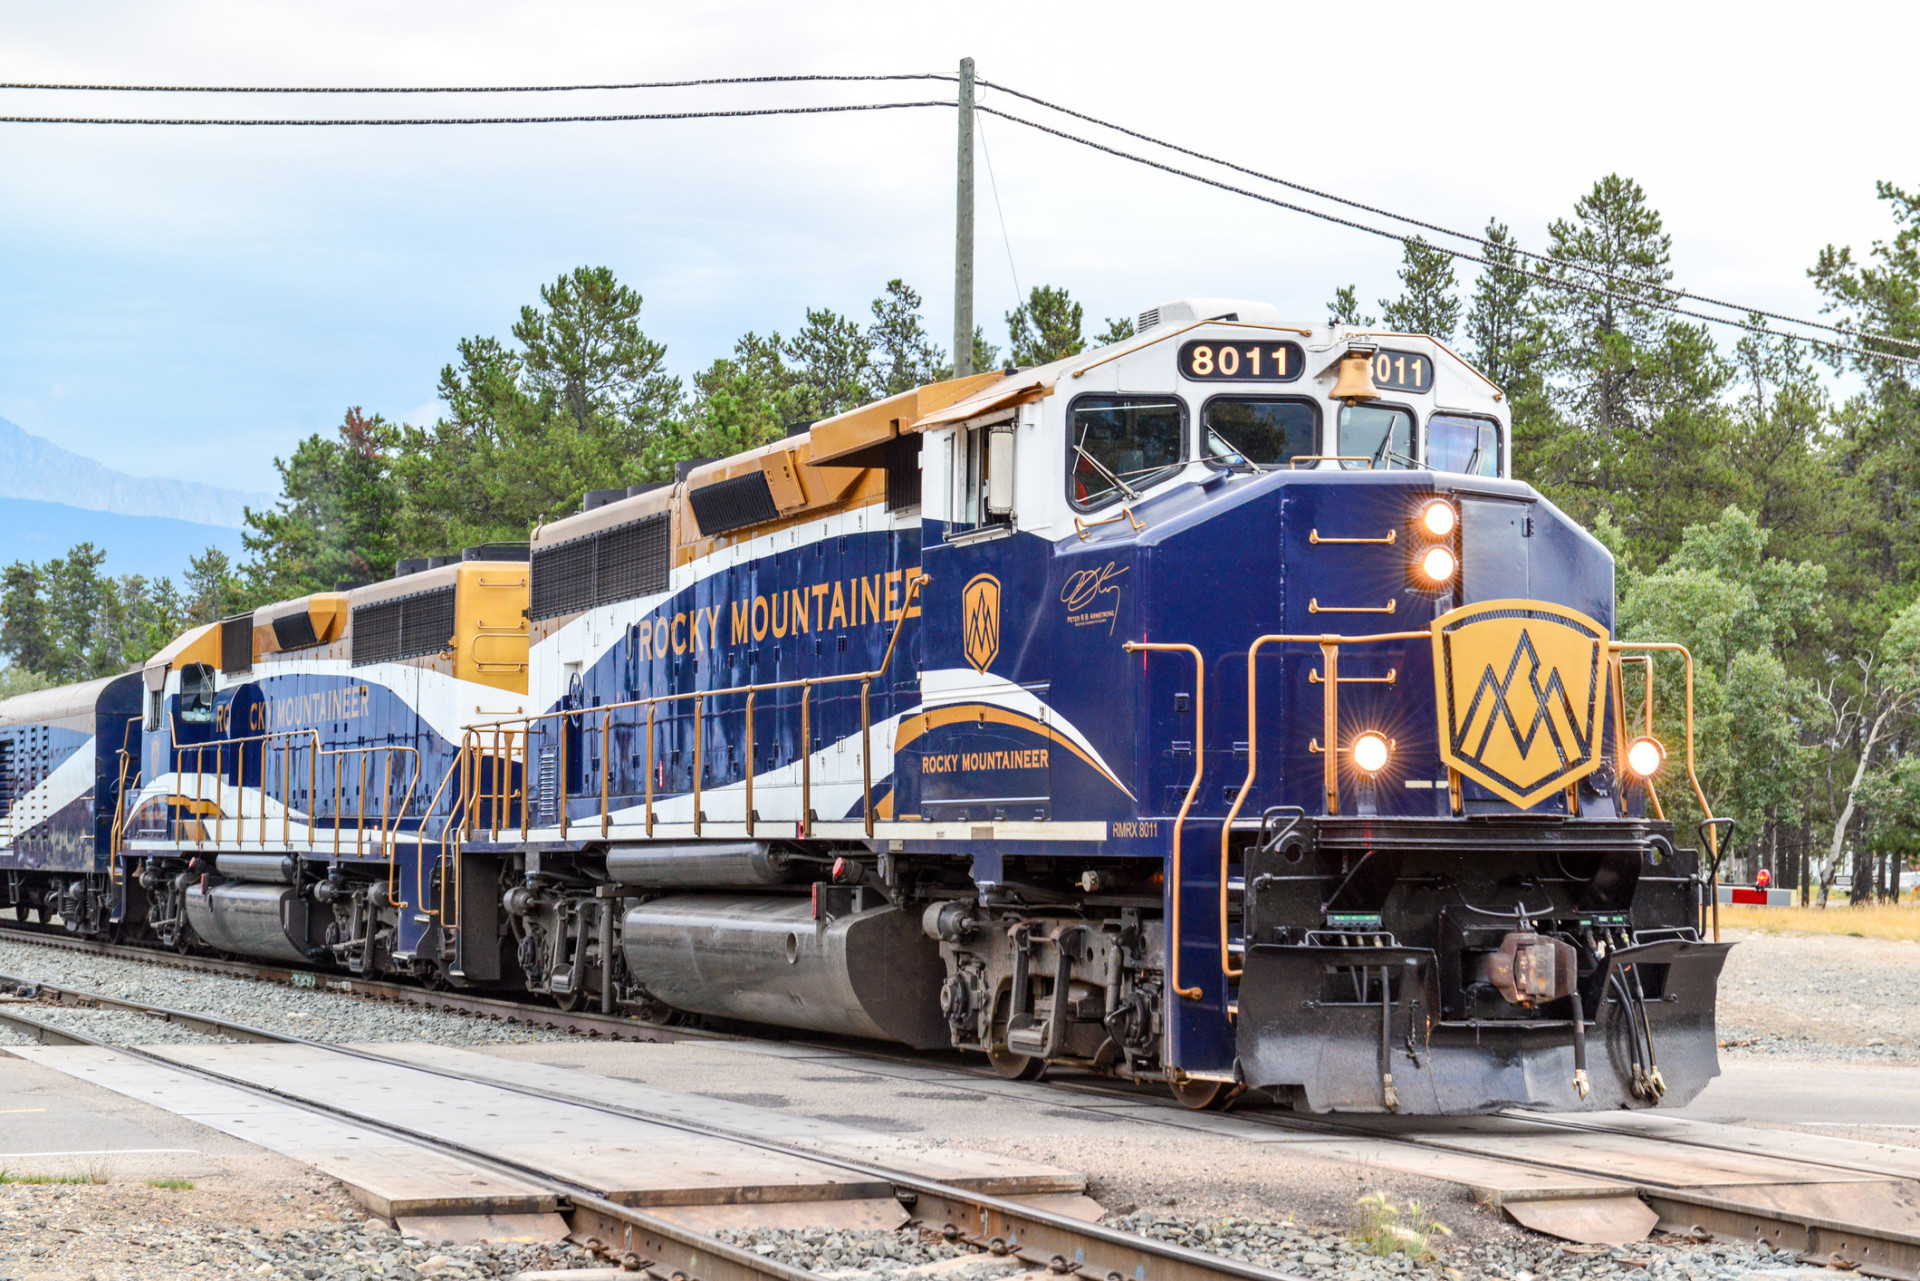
[{"x1": 1073, "y1": 443, "x2": 1142, "y2": 501}]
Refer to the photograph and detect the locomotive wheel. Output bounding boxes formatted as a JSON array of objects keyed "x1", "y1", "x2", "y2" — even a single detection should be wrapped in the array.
[
  {"x1": 553, "y1": 986, "x2": 586, "y2": 1013},
  {"x1": 1168, "y1": 1074, "x2": 1232, "y2": 1111},
  {"x1": 987, "y1": 1043, "x2": 1046, "y2": 1081},
  {"x1": 419, "y1": 962, "x2": 449, "y2": 992}
]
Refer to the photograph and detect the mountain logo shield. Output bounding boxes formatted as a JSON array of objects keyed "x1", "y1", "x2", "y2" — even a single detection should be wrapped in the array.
[
  {"x1": 1431, "y1": 599, "x2": 1609, "y2": 809},
  {"x1": 963, "y1": 573, "x2": 1001, "y2": 674}
]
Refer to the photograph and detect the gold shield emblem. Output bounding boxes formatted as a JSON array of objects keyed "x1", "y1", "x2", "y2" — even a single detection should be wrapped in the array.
[
  {"x1": 962, "y1": 573, "x2": 1001, "y2": 674},
  {"x1": 1430, "y1": 599, "x2": 1608, "y2": 809}
]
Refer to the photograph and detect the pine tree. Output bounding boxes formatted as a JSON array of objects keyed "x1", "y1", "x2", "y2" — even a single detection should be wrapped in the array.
[
  {"x1": 866, "y1": 280, "x2": 946, "y2": 397},
  {"x1": 0, "y1": 563, "x2": 52, "y2": 677},
  {"x1": 1465, "y1": 219, "x2": 1534, "y2": 388},
  {"x1": 1006, "y1": 286, "x2": 1086, "y2": 366},
  {"x1": 783, "y1": 308, "x2": 874, "y2": 419},
  {"x1": 244, "y1": 407, "x2": 402, "y2": 596},
  {"x1": 1326, "y1": 285, "x2": 1374, "y2": 328},
  {"x1": 1538, "y1": 174, "x2": 1674, "y2": 442},
  {"x1": 1379, "y1": 237, "x2": 1461, "y2": 340}
]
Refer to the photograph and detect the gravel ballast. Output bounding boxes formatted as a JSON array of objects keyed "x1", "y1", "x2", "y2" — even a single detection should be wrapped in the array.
[
  {"x1": 0, "y1": 940, "x2": 572, "y2": 1046},
  {"x1": 0, "y1": 1185, "x2": 606, "y2": 1280}
]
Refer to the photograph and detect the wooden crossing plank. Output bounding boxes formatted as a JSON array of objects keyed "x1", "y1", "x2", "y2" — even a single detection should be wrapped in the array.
[{"x1": 6, "y1": 1045, "x2": 556, "y2": 1219}]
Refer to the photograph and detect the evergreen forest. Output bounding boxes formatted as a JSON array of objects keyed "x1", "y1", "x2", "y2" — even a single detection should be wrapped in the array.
[{"x1": 6, "y1": 174, "x2": 1920, "y2": 904}]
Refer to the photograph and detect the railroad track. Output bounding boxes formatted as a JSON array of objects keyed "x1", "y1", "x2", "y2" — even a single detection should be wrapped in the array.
[
  {"x1": 0, "y1": 919, "x2": 694, "y2": 1043},
  {"x1": 0, "y1": 967, "x2": 1303, "y2": 1281},
  {"x1": 6, "y1": 923, "x2": 1920, "y2": 1280}
]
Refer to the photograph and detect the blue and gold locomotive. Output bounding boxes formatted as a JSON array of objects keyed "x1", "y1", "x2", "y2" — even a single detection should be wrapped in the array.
[{"x1": 0, "y1": 298, "x2": 1728, "y2": 1113}]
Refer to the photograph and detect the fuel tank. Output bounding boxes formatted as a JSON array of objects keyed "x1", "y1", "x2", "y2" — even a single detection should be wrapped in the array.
[
  {"x1": 213, "y1": 853, "x2": 298, "y2": 884},
  {"x1": 619, "y1": 894, "x2": 946, "y2": 1047},
  {"x1": 605, "y1": 841, "x2": 800, "y2": 889},
  {"x1": 183, "y1": 881, "x2": 314, "y2": 965}
]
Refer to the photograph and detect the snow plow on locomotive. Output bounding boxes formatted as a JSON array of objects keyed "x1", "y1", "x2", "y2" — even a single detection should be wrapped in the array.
[{"x1": 0, "y1": 298, "x2": 1729, "y2": 1114}]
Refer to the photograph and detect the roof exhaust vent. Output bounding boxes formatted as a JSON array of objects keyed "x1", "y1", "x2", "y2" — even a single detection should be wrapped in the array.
[{"x1": 1137, "y1": 307, "x2": 1161, "y2": 332}]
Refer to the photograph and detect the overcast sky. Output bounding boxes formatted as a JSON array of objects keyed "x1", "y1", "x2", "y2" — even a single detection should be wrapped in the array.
[{"x1": 1, "y1": 0, "x2": 1911, "y2": 495}]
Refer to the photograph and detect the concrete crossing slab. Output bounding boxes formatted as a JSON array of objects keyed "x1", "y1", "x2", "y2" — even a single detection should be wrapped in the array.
[{"x1": 7, "y1": 1044, "x2": 557, "y2": 1219}]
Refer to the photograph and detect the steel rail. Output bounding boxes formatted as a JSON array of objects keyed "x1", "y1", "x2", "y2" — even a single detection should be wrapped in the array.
[
  {"x1": 0, "y1": 969, "x2": 1312, "y2": 1281},
  {"x1": 4, "y1": 929, "x2": 1917, "y2": 1277},
  {"x1": 0, "y1": 995, "x2": 820, "y2": 1281},
  {"x1": 0, "y1": 922, "x2": 691, "y2": 1042}
]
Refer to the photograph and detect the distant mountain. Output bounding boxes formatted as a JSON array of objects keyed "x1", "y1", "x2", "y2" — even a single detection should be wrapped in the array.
[
  {"x1": 0, "y1": 496, "x2": 246, "y2": 581},
  {"x1": 0, "y1": 415, "x2": 270, "y2": 528}
]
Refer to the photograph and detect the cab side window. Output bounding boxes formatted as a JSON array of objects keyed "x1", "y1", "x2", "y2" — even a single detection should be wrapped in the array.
[
  {"x1": 1068, "y1": 396, "x2": 1186, "y2": 509},
  {"x1": 1427, "y1": 413, "x2": 1502, "y2": 477},
  {"x1": 179, "y1": 664, "x2": 216, "y2": 725}
]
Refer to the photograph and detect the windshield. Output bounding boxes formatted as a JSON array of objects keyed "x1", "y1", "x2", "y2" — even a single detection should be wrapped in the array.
[
  {"x1": 1204, "y1": 398, "x2": 1318, "y2": 468},
  {"x1": 1069, "y1": 396, "x2": 1186, "y2": 507},
  {"x1": 1337, "y1": 405, "x2": 1415, "y2": 470},
  {"x1": 1428, "y1": 413, "x2": 1501, "y2": 477}
]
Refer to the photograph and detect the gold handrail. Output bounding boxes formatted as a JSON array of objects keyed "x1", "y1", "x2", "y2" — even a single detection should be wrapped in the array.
[
  {"x1": 1289, "y1": 455, "x2": 1374, "y2": 469},
  {"x1": 1610, "y1": 642, "x2": 1718, "y2": 940},
  {"x1": 1120, "y1": 641, "x2": 1205, "y2": 1002},
  {"x1": 1309, "y1": 529, "x2": 1396, "y2": 546},
  {"x1": 1074, "y1": 506, "x2": 1145, "y2": 540},
  {"x1": 465, "y1": 573, "x2": 928, "y2": 839},
  {"x1": 1220, "y1": 630, "x2": 1430, "y2": 981}
]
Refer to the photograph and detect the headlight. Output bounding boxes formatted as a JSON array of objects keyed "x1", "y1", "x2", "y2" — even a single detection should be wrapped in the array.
[
  {"x1": 1420, "y1": 499, "x2": 1457, "y2": 538},
  {"x1": 1625, "y1": 736, "x2": 1666, "y2": 779},
  {"x1": 1419, "y1": 546, "x2": 1457, "y2": 583},
  {"x1": 1352, "y1": 730, "x2": 1391, "y2": 774}
]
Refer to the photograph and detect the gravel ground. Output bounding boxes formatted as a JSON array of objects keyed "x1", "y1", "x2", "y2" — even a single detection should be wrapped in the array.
[
  {"x1": 1715, "y1": 929, "x2": 1920, "y2": 1061},
  {"x1": 0, "y1": 1183, "x2": 606, "y2": 1280},
  {"x1": 0, "y1": 940, "x2": 572, "y2": 1046},
  {"x1": 0, "y1": 1004, "x2": 223, "y2": 1045},
  {"x1": 707, "y1": 1219, "x2": 1807, "y2": 1281}
]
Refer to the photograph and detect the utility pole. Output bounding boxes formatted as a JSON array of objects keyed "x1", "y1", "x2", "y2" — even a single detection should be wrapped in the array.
[{"x1": 953, "y1": 56, "x2": 975, "y2": 378}]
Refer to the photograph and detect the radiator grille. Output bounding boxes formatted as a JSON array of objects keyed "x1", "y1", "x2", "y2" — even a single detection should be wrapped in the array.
[
  {"x1": 529, "y1": 511, "x2": 670, "y2": 622},
  {"x1": 688, "y1": 471, "x2": 779, "y2": 536},
  {"x1": 220, "y1": 614, "x2": 254, "y2": 674},
  {"x1": 885, "y1": 435, "x2": 922, "y2": 512},
  {"x1": 351, "y1": 586, "x2": 456, "y2": 666}
]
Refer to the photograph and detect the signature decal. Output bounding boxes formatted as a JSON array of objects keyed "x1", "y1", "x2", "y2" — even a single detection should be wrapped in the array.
[{"x1": 1060, "y1": 562, "x2": 1128, "y2": 634}]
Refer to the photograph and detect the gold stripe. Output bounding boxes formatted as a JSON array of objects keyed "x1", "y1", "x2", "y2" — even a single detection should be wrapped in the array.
[{"x1": 893, "y1": 703, "x2": 1136, "y2": 801}]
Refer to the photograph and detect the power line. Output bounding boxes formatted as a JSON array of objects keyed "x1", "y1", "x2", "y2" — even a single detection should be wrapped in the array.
[
  {"x1": 0, "y1": 72, "x2": 955, "y2": 94},
  {"x1": 0, "y1": 99, "x2": 950, "y2": 127},
  {"x1": 975, "y1": 114, "x2": 1024, "y2": 312},
  {"x1": 974, "y1": 103, "x2": 1920, "y2": 370},
  {"x1": 975, "y1": 79, "x2": 1919, "y2": 357},
  {"x1": 2, "y1": 67, "x2": 1901, "y2": 362}
]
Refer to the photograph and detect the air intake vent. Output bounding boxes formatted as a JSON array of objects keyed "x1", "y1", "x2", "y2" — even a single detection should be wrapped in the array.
[
  {"x1": 271, "y1": 611, "x2": 320, "y2": 652},
  {"x1": 1138, "y1": 307, "x2": 1161, "y2": 332},
  {"x1": 351, "y1": 587, "x2": 455, "y2": 667},
  {"x1": 461, "y1": 542, "x2": 530, "y2": 562},
  {"x1": 529, "y1": 512, "x2": 670, "y2": 622},
  {"x1": 220, "y1": 614, "x2": 254, "y2": 675},
  {"x1": 688, "y1": 471, "x2": 780, "y2": 537}
]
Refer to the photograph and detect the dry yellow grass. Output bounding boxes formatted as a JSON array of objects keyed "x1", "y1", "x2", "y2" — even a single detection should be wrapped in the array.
[{"x1": 1719, "y1": 900, "x2": 1920, "y2": 942}]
